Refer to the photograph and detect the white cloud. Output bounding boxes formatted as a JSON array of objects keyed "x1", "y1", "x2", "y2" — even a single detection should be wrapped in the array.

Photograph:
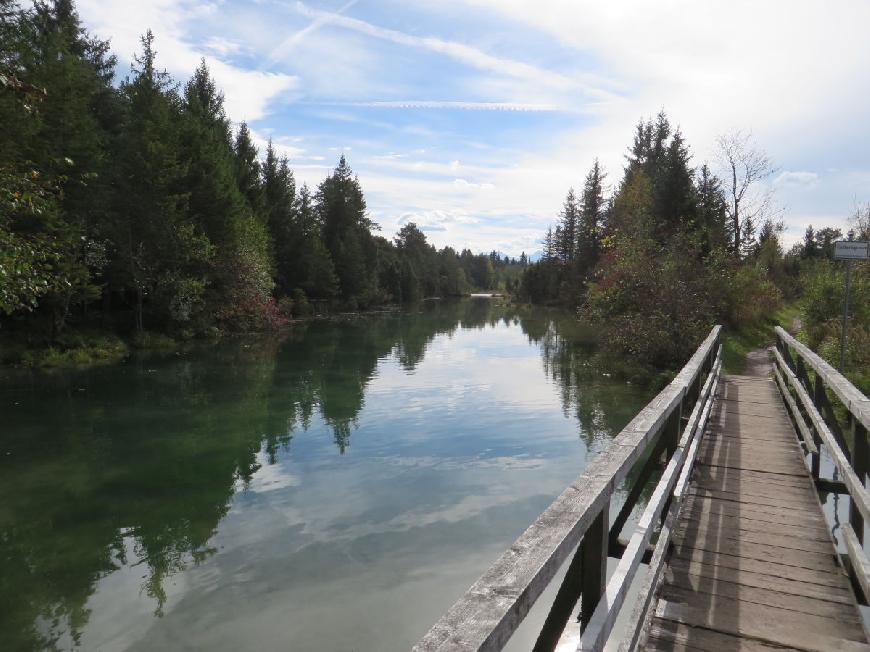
[
  {"x1": 346, "y1": 100, "x2": 562, "y2": 112},
  {"x1": 290, "y1": 1, "x2": 615, "y2": 103},
  {"x1": 776, "y1": 171, "x2": 819, "y2": 186},
  {"x1": 453, "y1": 178, "x2": 495, "y2": 190},
  {"x1": 77, "y1": 0, "x2": 298, "y2": 121}
]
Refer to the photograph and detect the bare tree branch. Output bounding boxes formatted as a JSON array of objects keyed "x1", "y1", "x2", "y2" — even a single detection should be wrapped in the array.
[{"x1": 716, "y1": 130, "x2": 778, "y2": 255}]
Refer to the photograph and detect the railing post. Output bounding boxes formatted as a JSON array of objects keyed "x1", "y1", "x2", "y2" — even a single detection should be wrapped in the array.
[
  {"x1": 814, "y1": 374, "x2": 850, "y2": 462},
  {"x1": 851, "y1": 416, "x2": 868, "y2": 545},
  {"x1": 580, "y1": 501, "x2": 610, "y2": 627}
]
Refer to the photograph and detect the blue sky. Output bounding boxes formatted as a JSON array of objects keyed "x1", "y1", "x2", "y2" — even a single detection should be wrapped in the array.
[{"x1": 78, "y1": 0, "x2": 870, "y2": 255}]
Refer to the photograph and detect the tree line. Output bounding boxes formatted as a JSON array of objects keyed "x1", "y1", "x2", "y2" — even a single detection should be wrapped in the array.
[
  {"x1": 520, "y1": 111, "x2": 868, "y2": 380},
  {"x1": 516, "y1": 113, "x2": 794, "y2": 369},
  {"x1": 0, "y1": 0, "x2": 526, "y2": 352}
]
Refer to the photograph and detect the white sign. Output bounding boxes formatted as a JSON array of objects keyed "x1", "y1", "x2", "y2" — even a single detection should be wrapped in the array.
[{"x1": 834, "y1": 241, "x2": 870, "y2": 260}]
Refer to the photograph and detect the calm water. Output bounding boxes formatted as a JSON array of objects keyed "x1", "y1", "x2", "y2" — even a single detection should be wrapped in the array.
[{"x1": 0, "y1": 299, "x2": 651, "y2": 651}]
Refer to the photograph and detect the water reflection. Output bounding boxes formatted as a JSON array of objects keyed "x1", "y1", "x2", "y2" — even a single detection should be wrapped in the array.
[{"x1": 0, "y1": 299, "x2": 650, "y2": 651}]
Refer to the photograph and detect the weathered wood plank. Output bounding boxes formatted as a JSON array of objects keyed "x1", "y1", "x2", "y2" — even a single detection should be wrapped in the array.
[
  {"x1": 654, "y1": 598, "x2": 868, "y2": 650},
  {"x1": 661, "y1": 571, "x2": 855, "y2": 616},
  {"x1": 646, "y1": 619, "x2": 805, "y2": 652}
]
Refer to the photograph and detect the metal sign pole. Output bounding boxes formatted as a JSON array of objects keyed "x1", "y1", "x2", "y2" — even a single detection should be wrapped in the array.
[
  {"x1": 839, "y1": 259, "x2": 852, "y2": 372},
  {"x1": 833, "y1": 240, "x2": 868, "y2": 372}
]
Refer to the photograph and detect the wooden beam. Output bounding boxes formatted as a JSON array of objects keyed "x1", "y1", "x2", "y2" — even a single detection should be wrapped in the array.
[
  {"x1": 776, "y1": 327, "x2": 870, "y2": 432},
  {"x1": 843, "y1": 523, "x2": 870, "y2": 606},
  {"x1": 617, "y1": 368, "x2": 721, "y2": 652},
  {"x1": 774, "y1": 348, "x2": 870, "y2": 527},
  {"x1": 579, "y1": 360, "x2": 721, "y2": 652},
  {"x1": 773, "y1": 366, "x2": 818, "y2": 455}
]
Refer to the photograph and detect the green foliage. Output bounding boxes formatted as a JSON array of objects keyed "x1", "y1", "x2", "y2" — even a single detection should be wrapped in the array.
[
  {"x1": 523, "y1": 111, "x2": 787, "y2": 374},
  {"x1": 798, "y1": 258, "x2": 869, "y2": 392}
]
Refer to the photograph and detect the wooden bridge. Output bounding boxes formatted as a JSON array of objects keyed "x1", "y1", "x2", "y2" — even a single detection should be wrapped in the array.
[{"x1": 414, "y1": 326, "x2": 870, "y2": 651}]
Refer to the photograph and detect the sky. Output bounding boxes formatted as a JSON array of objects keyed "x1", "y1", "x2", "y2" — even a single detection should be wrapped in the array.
[{"x1": 77, "y1": 0, "x2": 870, "y2": 256}]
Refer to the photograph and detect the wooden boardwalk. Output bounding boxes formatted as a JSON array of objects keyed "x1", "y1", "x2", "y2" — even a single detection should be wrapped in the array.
[{"x1": 642, "y1": 371, "x2": 870, "y2": 652}]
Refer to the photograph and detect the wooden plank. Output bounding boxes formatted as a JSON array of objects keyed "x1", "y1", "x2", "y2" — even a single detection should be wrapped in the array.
[
  {"x1": 684, "y1": 486, "x2": 817, "y2": 509},
  {"x1": 668, "y1": 544, "x2": 846, "y2": 582},
  {"x1": 673, "y1": 509, "x2": 832, "y2": 541},
  {"x1": 660, "y1": 583, "x2": 863, "y2": 626},
  {"x1": 674, "y1": 524, "x2": 838, "y2": 555},
  {"x1": 668, "y1": 547, "x2": 849, "y2": 588},
  {"x1": 689, "y1": 474, "x2": 816, "y2": 497},
  {"x1": 646, "y1": 619, "x2": 805, "y2": 652},
  {"x1": 680, "y1": 495, "x2": 828, "y2": 526},
  {"x1": 664, "y1": 559, "x2": 855, "y2": 607},
  {"x1": 654, "y1": 598, "x2": 869, "y2": 650},
  {"x1": 691, "y1": 466, "x2": 811, "y2": 486}
]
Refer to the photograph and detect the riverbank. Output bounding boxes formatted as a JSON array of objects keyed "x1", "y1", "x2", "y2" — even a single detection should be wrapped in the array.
[{"x1": 0, "y1": 294, "x2": 513, "y2": 370}]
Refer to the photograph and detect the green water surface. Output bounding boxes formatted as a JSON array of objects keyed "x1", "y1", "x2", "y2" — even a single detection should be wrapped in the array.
[{"x1": 0, "y1": 299, "x2": 651, "y2": 651}]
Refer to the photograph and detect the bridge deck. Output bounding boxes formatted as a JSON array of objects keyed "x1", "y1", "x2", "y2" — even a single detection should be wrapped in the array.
[{"x1": 642, "y1": 373, "x2": 870, "y2": 652}]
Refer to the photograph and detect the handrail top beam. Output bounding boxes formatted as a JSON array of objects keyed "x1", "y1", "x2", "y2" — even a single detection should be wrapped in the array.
[{"x1": 775, "y1": 326, "x2": 870, "y2": 431}]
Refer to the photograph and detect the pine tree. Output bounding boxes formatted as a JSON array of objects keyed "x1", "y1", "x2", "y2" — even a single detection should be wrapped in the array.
[
  {"x1": 181, "y1": 60, "x2": 273, "y2": 328},
  {"x1": 557, "y1": 188, "x2": 579, "y2": 263},
  {"x1": 233, "y1": 122, "x2": 262, "y2": 216},
  {"x1": 802, "y1": 226, "x2": 817, "y2": 258},
  {"x1": 695, "y1": 165, "x2": 729, "y2": 255},
  {"x1": 578, "y1": 160, "x2": 606, "y2": 274},
  {"x1": 296, "y1": 183, "x2": 337, "y2": 299},
  {"x1": 316, "y1": 155, "x2": 374, "y2": 301},
  {"x1": 114, "y1": 31, "x2": 208, "y2": 334}
]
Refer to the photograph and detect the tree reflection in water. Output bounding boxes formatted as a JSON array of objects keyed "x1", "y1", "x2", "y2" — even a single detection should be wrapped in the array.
[{"x1": 0, "y1": 298, "x2": 648, "y2": 650}]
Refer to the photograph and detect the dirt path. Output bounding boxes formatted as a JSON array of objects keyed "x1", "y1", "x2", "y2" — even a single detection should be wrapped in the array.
[{"x1": 743, "y1": 347, "x2": 774, "y2": 376}]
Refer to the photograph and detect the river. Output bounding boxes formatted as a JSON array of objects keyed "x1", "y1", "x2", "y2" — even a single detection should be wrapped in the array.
[{"x1": 0, "y1": 298, "x2": 652, "y2": 651}]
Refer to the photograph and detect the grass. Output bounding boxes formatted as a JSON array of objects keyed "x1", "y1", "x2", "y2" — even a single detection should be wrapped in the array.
[
  {"x1": 721, "y1": 302, "x2": 802, "y2": 374},
  {"x1": 2, "y1": 333, "x2": 130, "y2": 369}
]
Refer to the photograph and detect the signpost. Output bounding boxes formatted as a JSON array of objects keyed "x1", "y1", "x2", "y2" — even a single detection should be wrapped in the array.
[{"x1": 833, "y1": 240, "x2": 869, "y2": 371}]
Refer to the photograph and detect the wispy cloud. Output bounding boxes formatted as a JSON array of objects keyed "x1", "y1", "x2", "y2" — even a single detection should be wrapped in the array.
[
  {"x1": 268, "y1": 0, "x2": 359, "y2": 61},
  {"x1": 290, "y1": 1, "x2": 615, "y2": 102},
  {"x1": 345, "y1": 100, "x2": 562, "y2": 112},
  {"x1": 776, "y1": 171, "x2": 819, "y2": 186}
]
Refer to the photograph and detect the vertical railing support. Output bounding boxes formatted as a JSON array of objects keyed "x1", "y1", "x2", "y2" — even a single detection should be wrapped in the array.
[
  {"x1": 851, "y1": 417, "x2": 868, "y2": 545},
  {"x1": 580, "y1": 501, "x2": 610, "y2": 627}
]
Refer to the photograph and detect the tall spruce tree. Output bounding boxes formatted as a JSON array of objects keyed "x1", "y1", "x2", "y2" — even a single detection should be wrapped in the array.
[
  {"x1": 114, "y1": 31, "x2": 208, "y2": 333},
  {"x1": 578, "y1": 160, "x2": 606, "y2": 274},
  {"x1": 316, "y1": 155, "x2": 375, "y2": 301},
  {"x1": 181, "y1": 60, "x2": 273, "y2": 328},
  {"x1": 557, "y1": 188, "x2": 579, "y2": 263}
]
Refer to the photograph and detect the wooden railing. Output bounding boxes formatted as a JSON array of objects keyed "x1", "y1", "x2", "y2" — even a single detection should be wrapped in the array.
[
  {"x1": 414, "y1": 326, "x2": 722, "y2": 652},
  {"x1": 773, "y1": 326, "x2": 870, "y2": 601}
]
